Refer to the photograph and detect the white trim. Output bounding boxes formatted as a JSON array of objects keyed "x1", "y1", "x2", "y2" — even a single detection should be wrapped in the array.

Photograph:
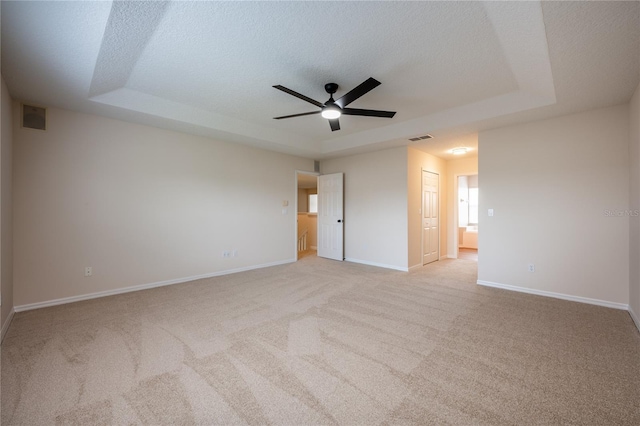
[
  {"x1": 477, "y1": 280, "x2": 629, "y2": 310},
  {"x1": 345, "y1": 258, "x2": 408, "y2": 272},
  {"x1": 14, "y1": 259, "x2": 295, "y2": 313},
  {"x1": 629, "y1": 307, "x2": 640, "y2": 333},
  {"x1": 1, "y1": 307, "x2": 15, "y2": 343},
  {"x1": 439, "y1": 255, "x2": 450, "y2": 261}
]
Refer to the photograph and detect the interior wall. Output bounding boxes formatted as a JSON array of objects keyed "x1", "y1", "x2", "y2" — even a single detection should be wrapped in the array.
[
  {"x1": 1, "y1": 76, "x2": 14, "y2": 329},
  {"x1": 629, "y1": 81, "x2": 640, "y2": 326},
  {"x1": 478, "y1": 104, "x2": 630, "y2": 306},
  {"x1": 445, "y1": 156, "x2": 478, "y2": 257},
  {"x1": 321, "y1": 147, "x2": 408, "y2": 270},
  {"x1": 297, "y1": 188, "x2": 308, "y2": 212},
  {"x1": 13, "y1": 104, "x2": 313, "y2": 307},
  {"x1": 407, "y1": 147, "x2": 448, "y2": 269}
]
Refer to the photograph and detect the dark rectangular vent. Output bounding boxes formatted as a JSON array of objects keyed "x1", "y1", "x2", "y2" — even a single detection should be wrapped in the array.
[
  {"x1": 409, "y1": 134, "x2": 433, "y2": 141},
  {"x1": 22, "y1": 104, "x2": 47, "y2": 131}
]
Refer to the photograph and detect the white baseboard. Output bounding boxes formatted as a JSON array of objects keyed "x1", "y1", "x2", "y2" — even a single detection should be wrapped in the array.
[
  {"x1": 345, "y1": 258, "x2": 408, "y2": 272},
  {"x1": 477, "y1": 280, "x2": 629, "y2": 310},
  {"x1": 629, "y1": 307, "x2": 640, "y2": 333},
  {"x1": 14, "y1": 259, "x2": 296, "y2": 313},
  {"x1": 1, "y1": 307, "x2": 15, "y2": 344}
]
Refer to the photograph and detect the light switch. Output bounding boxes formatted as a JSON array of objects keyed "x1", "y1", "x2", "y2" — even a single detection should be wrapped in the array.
[
  {"x1": 282, "y1": 200, "x2": 289, "y2": 207},
  {"x1": 488, "y1": 209, "x2": 494, "y2": 217}
]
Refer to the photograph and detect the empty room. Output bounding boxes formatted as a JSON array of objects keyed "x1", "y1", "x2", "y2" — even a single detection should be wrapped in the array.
[{"x1": 1, "y1": 1, "x2": 639, "y2": 424}]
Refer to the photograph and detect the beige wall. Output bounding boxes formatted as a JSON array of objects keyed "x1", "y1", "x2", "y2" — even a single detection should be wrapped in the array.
[
  {"x1": 445, "y1": 156, "x2": 478, "y2": 257},
  {"x1": 407, "y1": 147, "x2": 448, "y2": 269},
  {"x1": 297, "y1": 188, "x2": 308, "y2": 213},
  {"x1": 1, "y1": 76, "x2": 14, "y2": 330},
  {"x1": 321, "y1": 147, "x2": 408, "y2": 270},
  {"x1": 13, "y1": 105, "x2": 313, "y2": 307},
  {"x1": 478, "y1": 105, "x2": 630, "y2": 306},
  {"x1": 630, "y1": 82, "x2": 640, "y2": 325}
]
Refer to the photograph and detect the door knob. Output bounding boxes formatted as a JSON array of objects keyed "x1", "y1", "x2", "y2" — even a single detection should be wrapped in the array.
[{"x1": 337, "y1": 219, "x2": 342, "y2": 223}]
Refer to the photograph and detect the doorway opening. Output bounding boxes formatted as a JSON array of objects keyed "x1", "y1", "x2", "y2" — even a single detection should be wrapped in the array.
[
  {"x1": 457, "y1": 174, "x2": 478, "y2": 261},
  {"x1": 295, "y1": 171, "x2": 318, "y2": 261}
]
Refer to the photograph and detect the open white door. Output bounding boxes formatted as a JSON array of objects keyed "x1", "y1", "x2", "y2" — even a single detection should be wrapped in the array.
[{"x1": 317, "y1": 173, "x2": 344, "y2": 261}]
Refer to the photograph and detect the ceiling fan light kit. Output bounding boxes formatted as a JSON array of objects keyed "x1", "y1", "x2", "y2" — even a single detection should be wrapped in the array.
[
  {"x1": 273, "y1": 77, "x2": 396, "y2": 131},
  {"x1": 321, "y1": 105, "x2": 341, "y2": 119}
]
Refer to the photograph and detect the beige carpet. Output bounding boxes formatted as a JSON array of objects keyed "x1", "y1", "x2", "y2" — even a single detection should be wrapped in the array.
[{"x1": 2, "y1": 257, "x2": 639, "y2": 425}]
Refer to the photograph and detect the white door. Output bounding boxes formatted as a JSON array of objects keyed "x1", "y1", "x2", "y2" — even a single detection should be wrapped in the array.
[
  {"x1": 317, "y1": 173, "x2": 344, "y2": 261},
  {"x1": 422, "y1": 170, "x2": 439, "y2": 265}
]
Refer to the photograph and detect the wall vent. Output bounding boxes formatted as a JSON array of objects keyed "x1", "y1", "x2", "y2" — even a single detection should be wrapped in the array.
[
  {"x1": 314, "y1": 160, "x2": 320, "y2": 172},
  {"x1": 409, "y1": 134, "x2": 433, "y2": 141},
  {"x1": 22, "y1": 104, "x2": 47, "y2": 131}
]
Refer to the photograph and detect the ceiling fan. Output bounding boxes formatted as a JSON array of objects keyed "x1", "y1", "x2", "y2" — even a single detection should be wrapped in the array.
[{"x1": 272, "y1": 77, "x2": 396, "y2": 131}]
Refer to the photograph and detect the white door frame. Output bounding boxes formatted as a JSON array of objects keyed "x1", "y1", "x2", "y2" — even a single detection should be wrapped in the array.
[
  {"x1": 452, "y1": 174, "x2": 462, "y2": 259},
  {"x1": 294, "y1": 170, "x2": 319, "y2": 260},
  {"x1": 453, "y1": 173, "x2": 478, "y2": 259}
]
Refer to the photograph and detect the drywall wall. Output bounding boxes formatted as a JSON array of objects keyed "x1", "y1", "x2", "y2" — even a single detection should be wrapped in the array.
[
  {"x1": 478, "y1": 105, "x2": 630, "y2": 306},
  {"x1": 630, "y1": 82, "x2": 640, "y2": 327},
  {"x1": 321, "y1": 147, "x2": 408, "y2": 270},
  {"x1": 1, "y1": 76, "x2": 14, "y2": 330},
  {"x1": 407, "y1": 147, "x2": 448, "y2": 269},
  {"x1": 13, "y1": 105, "x2": 313, "y2": 307},
  {"x1": 445, "y1": 155, "x2": 478, "y2": 257},
  {"x1": 297, "y1": 188, "x2": 308, "y2": 213}
]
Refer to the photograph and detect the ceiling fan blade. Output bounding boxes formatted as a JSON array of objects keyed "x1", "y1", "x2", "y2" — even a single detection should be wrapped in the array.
[
  {"x1": 334, "y1": 77, "x2": 381, "y2": 108},
  {"x1": 273, "y1": 85, "x2": 324, "y2": 108},
  {"x1": 329, "y1": 118, "x2": 340, "y2": 131},
  {"x1": 342, "y1": 108, "x2": 396, "y2": 118},
  {"x1": 273, "y1": 111, "x2": 321, "y2": 120}
]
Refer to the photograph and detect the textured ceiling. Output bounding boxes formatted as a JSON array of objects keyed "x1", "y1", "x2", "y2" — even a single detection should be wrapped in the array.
[{"x1": 2, "y1": 1, "x2": 639, "y2": 160}]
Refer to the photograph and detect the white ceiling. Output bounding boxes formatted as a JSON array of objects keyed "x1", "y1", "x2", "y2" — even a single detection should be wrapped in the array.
[{"x1": 2, "y1": 1, "x2": 639, "y2": 160}]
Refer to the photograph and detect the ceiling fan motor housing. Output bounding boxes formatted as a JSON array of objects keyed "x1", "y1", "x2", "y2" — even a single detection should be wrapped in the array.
[{"x1": 324, "y1": 83, "x2": 339, "y2": 95}]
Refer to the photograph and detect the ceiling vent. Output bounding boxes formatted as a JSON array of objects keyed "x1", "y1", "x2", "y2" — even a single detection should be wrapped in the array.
[
  {"x1": 22, "y1": 104, "x2": 47, "y2": 131},
  {"x1": 409, "y1": 134, "x2": 433, "y2": 141}
]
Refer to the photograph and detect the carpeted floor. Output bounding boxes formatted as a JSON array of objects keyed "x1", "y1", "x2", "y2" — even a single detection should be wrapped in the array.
[{"x1": 2, "y1": 257, "x2": 639, "y2": 425}]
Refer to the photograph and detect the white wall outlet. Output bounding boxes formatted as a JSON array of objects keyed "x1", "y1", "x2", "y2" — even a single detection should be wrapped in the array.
[
  {"x1": 488, "y1": 209, "x2": 494, "y2": 217},
  {"x1": 222, "y1": 251, "x2": 231, "y2": 258},
  {"x1": 528, "y1": 264, "x2": 535, "y2": 272},
  {"x1": 233, "y1": 250, "x2": 238, "y2": 257},
  {"x1": 84, "y1": 266, "x2": 92, "y2": 277}
]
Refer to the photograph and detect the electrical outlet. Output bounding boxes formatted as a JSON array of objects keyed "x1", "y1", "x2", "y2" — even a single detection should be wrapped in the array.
[
  {"x1": 85, "y1": 266, "x2": 92, "y2": 277},
  {"x1": 233, "y1": 250, "x2": 238, "y2": 257},
  {"x1": 528, "y1": 264, "x2": 535, "y2": 272},
  {"x1": 222, "y1": 251, "x2": 231, "y2": 258}
]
